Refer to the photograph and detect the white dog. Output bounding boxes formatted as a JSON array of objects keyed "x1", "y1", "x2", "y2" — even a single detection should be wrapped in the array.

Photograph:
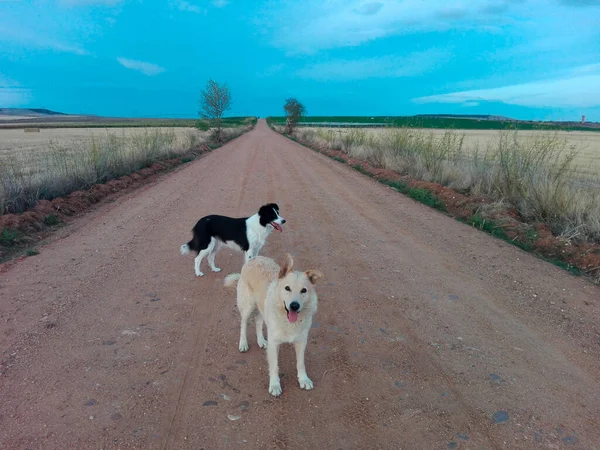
[{"x1": 224, "y1": 253, "x2": 324, "y2": 397}]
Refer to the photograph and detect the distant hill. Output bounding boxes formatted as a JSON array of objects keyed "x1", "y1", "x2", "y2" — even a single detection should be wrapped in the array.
[
  {"x1": 0, "y1": 108, "x2": 68, "y2": 117},
  {"x1": 28, "y1": 108, "x2": 68, "y2": 116}
]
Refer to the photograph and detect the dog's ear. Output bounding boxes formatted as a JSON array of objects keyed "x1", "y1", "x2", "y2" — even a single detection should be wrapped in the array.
[
  {"x1": 278, "y1": 253, "x2": 294, "y2": 278},
  {"x1": 305, "y1": 269, "x2": 324, "y2": 285}
]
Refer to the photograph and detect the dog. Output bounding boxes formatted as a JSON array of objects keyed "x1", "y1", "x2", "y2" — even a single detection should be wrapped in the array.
[
  {"x1": 224, "y1": 253, "x2": 324, "y2": 397},
  {"x1": 180, "y1": 203, "x2": 285, "y2": 277}
]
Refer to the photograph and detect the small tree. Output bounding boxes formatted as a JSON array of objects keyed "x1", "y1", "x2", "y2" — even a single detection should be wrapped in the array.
[
  {"x1": 283, "y1": 98, "x2": 306, "y2": 134},
  {"x1": 198, "y1": 78, "x2": 232, "y2": 142}
]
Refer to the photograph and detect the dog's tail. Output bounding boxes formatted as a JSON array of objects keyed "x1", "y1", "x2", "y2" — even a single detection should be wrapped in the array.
[
  {"x1": 180, "y1": 243, "x2": 191, "y2": 255},
  {"x1": 224, "y1": 273, "x2": 240, "y2": 289}
]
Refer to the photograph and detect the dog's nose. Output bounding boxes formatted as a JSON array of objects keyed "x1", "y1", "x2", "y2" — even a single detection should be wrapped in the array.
[
  {"x1": 281, "y1": 219, "x2": 286, "y2": 224},
  {"x1": 289, "y1": 301, "x2": 300, "y2": 311}
]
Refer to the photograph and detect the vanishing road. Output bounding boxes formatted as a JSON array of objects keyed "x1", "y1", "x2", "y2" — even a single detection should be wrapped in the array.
[{"x1": 1, "y1": 120, "x2": 599, "y2": 449}]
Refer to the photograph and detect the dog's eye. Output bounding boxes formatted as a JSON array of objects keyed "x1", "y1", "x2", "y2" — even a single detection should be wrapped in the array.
[
  {"x1": 285, "y1": 286, "x2": 291, "y2": 292},
  {"x1": 300, "y1": 288, "x2": 307, "y2": 294}
]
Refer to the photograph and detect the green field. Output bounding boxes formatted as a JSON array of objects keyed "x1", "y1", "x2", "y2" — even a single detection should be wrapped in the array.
[{"x1": 267, "y1": 115, "x2": 599, "y2": 132}]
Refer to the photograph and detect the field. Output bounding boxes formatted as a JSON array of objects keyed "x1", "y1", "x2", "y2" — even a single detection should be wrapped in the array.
[
  {"x1": 0, "y1": 118, "x2": 255, "y2": 214},
  {"x1": 284, "y1": 124, "x2": 600, "y2": 243},
  {"x1": 0, "y1": 116, "x2": 256, "y2": 129},
  {"x1": 268, "y1": 115, "x2": 600, "y2": 132},
  {"x1": 302, "y1": 126, "x2": 600, "y2": 176},
  {"x1": 0, "y1": 126, "x2": 205, "y2": 160}
]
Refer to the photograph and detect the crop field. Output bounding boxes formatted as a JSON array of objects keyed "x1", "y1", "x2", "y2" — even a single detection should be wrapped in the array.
[
  {"x1": 0, "y1": 127, "x2": 206, "y2": 177},
  {"x1": 0, "y1": 116, "x2": 256, "y2": 129},
  {"x1": 301, "y1": 126, "x2": 600, "y2": 176},
  {"x1": 290, "y1": 125, "x2": 600, "y2": 242},
  {"x1": 0, "y1": 123, "x2": 249, "y2": 213}
]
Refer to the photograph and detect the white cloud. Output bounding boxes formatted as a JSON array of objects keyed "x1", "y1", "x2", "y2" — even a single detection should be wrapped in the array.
[
  {"x1": 0, "y1": 26, "x2": 88, "y2": 55},
  {"x1": 42, "y1": 39, "x2": 88, "y2": 55},
  {"x1": 296, "y1": 50, "x2": 450, "y2": 81},
  {"x1": 482, "y1": 8, "x2": 599, "y2": 70},
  {"x1": 559, "y1": 0, "x2": 600, "y2": 6},
  {"x1": 354, "y1": 2, "x2": 383, "y2": 15},
  {"x1": 117, "y1": 58, "x2": 166, "y2": 76},
  {"x1": 176, "y1": 1, "x2": 206, "y2": 14},
  {"x1": 260, "y1": 0, "x2": 525, "y2": 54},
  {"x1": 569, "y1": 63, "x2": 600, "y2": 76},
  {"x1": 413, "y1": 65, "x2": 600, "y2": 109},
  {"x1": 57, "y1": 0, "x2": 123, "y2": 6},
  {"x1": 0, "y1": 73, "x2": 20, "y2": 87},
  {"x1": 260, "y1": 0, "x2": 600, "y2": 56},
  {"x1": 0, "y1": 75, "x2": 31, "y2": 106},
  {"x1": 212, "y1": 0, "x2": 229, "y2": 7},
  {"x1": 0, "y1": 88, "x2": 31, "y2": 106}
]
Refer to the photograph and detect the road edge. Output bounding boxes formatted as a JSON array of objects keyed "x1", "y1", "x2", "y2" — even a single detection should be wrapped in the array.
[{"x1": 267, "y1": 123, "x2": 600, "y2": 286}]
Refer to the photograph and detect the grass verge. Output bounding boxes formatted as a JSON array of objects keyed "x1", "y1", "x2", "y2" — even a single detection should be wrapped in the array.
[
  {"x1": 0, "y1": 122, "x2": 255, "y2": 261},
  {"x1": 293, "y1": 126, "x2": 599, "y2": 242},
  {"x1": 377, "y1": 177, "x2": 446, "y2": 211},
  {"x1": 0, "y1": 228, "x2": 25, "y2": 247}
]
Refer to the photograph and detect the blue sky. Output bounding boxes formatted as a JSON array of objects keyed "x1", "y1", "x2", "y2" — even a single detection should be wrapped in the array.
[{"x1": 1, "y1": 0, "x2": 599, "y2": 120}]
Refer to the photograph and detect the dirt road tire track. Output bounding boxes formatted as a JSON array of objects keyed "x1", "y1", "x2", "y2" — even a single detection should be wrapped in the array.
[{"x1": 1, "y1": 120, "x2": 599, "y2": 449}]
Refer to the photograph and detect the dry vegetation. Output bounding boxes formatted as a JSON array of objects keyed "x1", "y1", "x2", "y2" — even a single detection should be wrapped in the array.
[
  {"x1": 0, "y1": 126, "x2": 247, "y2": 214},
  {"x1": 287, "y1": 126, "x2": 600, "y2": 242}
]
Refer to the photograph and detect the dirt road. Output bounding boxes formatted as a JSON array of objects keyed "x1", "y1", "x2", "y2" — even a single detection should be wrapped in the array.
[{"x1": 1, "y1": 120, "x2": 599, "y2": 450}]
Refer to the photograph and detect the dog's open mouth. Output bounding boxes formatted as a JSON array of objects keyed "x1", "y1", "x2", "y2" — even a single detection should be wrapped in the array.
[
  {"x1": 284, "y1": 304, "x2": 298, "y2": 323},
  {"x1": 271, "y1": 222, "x2": 283, "y2": 232}
]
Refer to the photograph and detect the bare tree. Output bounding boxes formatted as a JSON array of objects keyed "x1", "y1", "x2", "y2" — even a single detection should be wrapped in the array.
[
  {"x1": 283, "y1": 98, "x2": 306, "y2": 134},
  {"x1": 198, "y1": 79, "x2": 232, "y2": 142}
]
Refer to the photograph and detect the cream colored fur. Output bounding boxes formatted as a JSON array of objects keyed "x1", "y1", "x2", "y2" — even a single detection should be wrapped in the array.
[{"x1": 224, "y1": 253, "x2": 324, "y2": 397}]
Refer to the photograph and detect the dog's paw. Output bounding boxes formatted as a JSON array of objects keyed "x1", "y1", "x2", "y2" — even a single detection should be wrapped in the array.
[
  {"x1": 195, "y1": 271, "x2": 204, "y2": 277},
  {"x1": 239, "y1": 341, "x2": 249, "y2": 352},
  {"x1": 257, "y1": 338, "x2": 268, "y2": 349},
  {"x1": 298, "y1": 376, "x2": 313, "y2": 390},
  {"x1": 211, "y1": 267, "x2": 221, "y2": 273},
  {"x1": 269, "y1": 382, "x2": 282, "y2": 397}
]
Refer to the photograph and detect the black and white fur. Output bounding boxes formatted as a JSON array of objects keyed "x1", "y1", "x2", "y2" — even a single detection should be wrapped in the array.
[{"x1": 180, "y1": 203, "x2": 286, "y2": 277}]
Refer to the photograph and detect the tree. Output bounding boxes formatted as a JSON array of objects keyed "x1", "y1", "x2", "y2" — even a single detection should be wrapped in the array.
[
  {"x1": 283, "y1": 98, "x2": 306, "y2": 134},
  {"x1": 198, "y1": 78, "x2": 232, "y2": 142}
]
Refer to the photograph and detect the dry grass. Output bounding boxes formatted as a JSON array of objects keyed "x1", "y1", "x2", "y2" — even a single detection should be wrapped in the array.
[
  {"x1": 0, "y1": 126, "x2": 246, "y2": 214},
  {"x1": 293, "y1": 126, "x2": 600, "y2": 242}
]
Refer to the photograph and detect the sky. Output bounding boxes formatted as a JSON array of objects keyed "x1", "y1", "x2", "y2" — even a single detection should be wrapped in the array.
[{"x1": 1, "y1": 0, "x2": 600, "y2": 121}]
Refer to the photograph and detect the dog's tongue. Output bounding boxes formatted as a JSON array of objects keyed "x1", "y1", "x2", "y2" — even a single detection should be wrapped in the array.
[
  {"x1": 287, "y1": 311, "x2": 298, "y2": 323},
  {"x1": 272, "y1": 222, "x2": 283, "y2": 232}
]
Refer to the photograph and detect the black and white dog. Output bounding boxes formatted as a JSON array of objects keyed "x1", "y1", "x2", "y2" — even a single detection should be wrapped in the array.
[{"x1": 180, "y1": 203, "x2": 286, "y2": 277}]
